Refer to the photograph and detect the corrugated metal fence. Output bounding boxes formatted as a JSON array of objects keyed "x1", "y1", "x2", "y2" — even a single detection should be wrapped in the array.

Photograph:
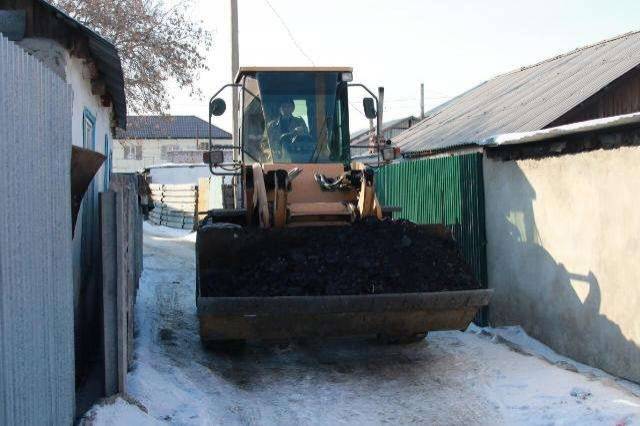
[
  {"x1": 376, "y1": 153, "x2": 488, "y2": 323},
  {"x1": 0, "y1": 36, "x2": 75, "y2": 424}
]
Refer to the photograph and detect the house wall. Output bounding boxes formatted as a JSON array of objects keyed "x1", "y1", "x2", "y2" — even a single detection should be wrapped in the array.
[
  {"x1": 24, "y1": 38, "x2": 113, "y2": 312},
  {"x1": 112, "y1": 138, "x2": 231, "y2": 172},
  {"x1": 549, "y1": 67, "x2": 640, "y2": 128},
  {"x1": 484, "y1": 146, "x2": 640, "y2": 382},
  {"x1": 19, "y1": 36, "x2": 116, "y2": 397},
  {"x1": 65, "y1": 47, "x2": 116, "y2": 389},
  {"x1": 147, "y1": 164, "x2": 231, "y2": 185}
]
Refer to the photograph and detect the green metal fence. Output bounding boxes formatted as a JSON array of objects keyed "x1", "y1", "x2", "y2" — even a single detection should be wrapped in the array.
[{"x1": 376, "y1": 153, "x2": 488, "y2": 323}]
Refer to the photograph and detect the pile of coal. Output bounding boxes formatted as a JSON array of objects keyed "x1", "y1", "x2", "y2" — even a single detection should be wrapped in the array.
[{"x1": 198, "y1": 218, "x2": 480, "y2": 297}]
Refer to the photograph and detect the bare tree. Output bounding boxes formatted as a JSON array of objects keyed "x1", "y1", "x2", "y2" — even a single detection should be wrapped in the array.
[{"x1": 53, "y1": 0, "x2": 212, "y2": 114}]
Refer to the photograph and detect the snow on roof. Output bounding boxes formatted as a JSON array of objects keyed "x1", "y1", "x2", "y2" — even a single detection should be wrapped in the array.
[
  {"x1": 394, "y1": 30, "x2": 640, "y2": 155},
  {"x1": 479, "y1": 111, "x2": 640, "y2": 147}
]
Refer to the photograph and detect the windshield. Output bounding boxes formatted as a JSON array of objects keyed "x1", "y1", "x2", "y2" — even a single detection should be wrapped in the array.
[{"x1": 241, "y1": 71, "x2": 350, "y2": 164}]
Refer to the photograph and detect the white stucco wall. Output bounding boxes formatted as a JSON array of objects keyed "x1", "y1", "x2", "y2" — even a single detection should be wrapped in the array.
[
  {"x1": 484, "y1": 147, "x2": 640, "y2": 382},
  {"x1": 66, "y1": 48, "x2": 115, "y2": 315},
  {"x1": 147, "y1": 164, "x2": 231, "y2": 186},
  {"x1": 19, "y1": 38, "x2": 114, "y2": 167},
  {"x1": 112, "y1": 138, "x2": 230, "y2": 172},
  {"x1": 18, "y1": 37, "x2": 116, "y2": 321}
]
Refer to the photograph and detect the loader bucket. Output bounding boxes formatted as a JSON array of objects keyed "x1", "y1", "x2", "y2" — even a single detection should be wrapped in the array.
[
  {"x1": 197, "y1": 290, "x2": 492, "y2": 341},
  {"x1": 195, "y1": 222, "x2": 492, "y2": 342}
]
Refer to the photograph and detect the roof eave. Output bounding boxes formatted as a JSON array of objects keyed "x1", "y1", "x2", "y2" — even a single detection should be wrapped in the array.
[{"x1": 35, "y1": 0, "x2": 127, "y2": 129}]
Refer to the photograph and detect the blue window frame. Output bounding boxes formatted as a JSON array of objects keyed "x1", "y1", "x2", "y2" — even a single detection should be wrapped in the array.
[
  {"x1": 83, "y1": 108, "x2": 96, "y2": 150},
  {"x1": 80, "y1": 108, "x2": 97, "y2": 266},
  {"x1": 103, "y1": 134, "x2": 111, "y2": 189}
]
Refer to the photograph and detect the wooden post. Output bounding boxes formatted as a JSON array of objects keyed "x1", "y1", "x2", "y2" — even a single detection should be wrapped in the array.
[
  {"x1": 100, "y1": 191, "x2": 118, "y2": 396},
  {"x1": 125, "y1": 179, "x2": 135, "y2": 369},
  {"x1": 114, "y1": 186, "x2": 127, "y2": 393}
]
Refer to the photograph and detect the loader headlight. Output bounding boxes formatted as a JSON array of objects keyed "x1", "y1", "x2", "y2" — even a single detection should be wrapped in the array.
[{"x1": 341, "y1": 72, "x2": 353, "y2": 82}]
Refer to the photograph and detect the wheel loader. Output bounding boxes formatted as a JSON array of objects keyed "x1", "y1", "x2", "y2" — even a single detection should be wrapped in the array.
[{"x1": 196, "y1": 67, "x2": 491, "y2": 344}]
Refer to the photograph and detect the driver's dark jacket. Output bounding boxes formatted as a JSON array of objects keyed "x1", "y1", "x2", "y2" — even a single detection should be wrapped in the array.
[{"x1": 267, "y1": 115, "x2": 308, "y2": 143}]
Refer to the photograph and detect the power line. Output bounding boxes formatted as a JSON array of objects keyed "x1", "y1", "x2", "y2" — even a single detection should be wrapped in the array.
[
  {"x1": 263, "y1": 0, "x2": 316, "y2": 66},
  {"x1": 385, "y1": 96, "x2": 451, "y2": 103},
  {"x1": 349, "y1": 101, "x2": 368, "y2": 118}
]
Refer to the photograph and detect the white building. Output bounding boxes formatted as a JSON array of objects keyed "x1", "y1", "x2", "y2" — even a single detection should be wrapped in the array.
[
  {"x1": 0, "y1": 0, "x2": 126, "y2": 415},
  {"x1": 114, "y1": 115, "x2": 232, "y2": 172}
]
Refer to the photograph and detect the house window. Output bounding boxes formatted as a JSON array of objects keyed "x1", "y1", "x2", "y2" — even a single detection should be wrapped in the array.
[
  {"x1": 83, "y1": 109, "x2": 96, "y2": 150},
  {"x1": 124, "y1": 143, "x2": 142, "y2": 160},
  {"x1": 198, "y1": 141, "x2": 209, "y2": 150}
]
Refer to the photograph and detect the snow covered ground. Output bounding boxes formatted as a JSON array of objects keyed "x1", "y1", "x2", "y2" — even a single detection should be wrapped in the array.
[{"x1": 82, "y1": 223, "x2": 640, "y2": 425}]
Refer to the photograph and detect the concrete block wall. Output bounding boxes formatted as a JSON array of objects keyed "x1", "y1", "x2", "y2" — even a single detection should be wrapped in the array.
[{"x1": 484, "y1": 147, "x2": 640, "y2": 382}]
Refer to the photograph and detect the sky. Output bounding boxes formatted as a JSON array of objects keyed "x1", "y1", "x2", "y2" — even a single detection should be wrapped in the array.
[{"x1": 168, "y1": 0, "x2": 640, "y2": 134}]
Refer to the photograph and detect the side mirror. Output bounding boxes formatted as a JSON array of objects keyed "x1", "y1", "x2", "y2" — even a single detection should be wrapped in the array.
[
  {"x1": 363, "y1": 97, "x2": 377, "y2": 119},
  {"x1": 209, "y1": 98, "x2": 227, "y2": 117}
]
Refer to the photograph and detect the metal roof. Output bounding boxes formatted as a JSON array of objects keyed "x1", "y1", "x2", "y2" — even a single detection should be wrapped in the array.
[
  {"x1": 34, "y1": 0, "x2": 127, "y2": 129},
  {"x1": 115, "y1": 115, "x2": 232, "y2": 140},
  {"x1": 394, "y1": 30, "x2": 640, "y2": 155},
  {"x1": 351, "y1": 116, "x2": 420, "y2": 146}
]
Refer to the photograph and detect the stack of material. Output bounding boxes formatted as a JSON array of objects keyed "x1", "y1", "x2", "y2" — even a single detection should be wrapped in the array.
[
  {"x1": 199, "y1": 218, "x2": 480, "y2": 297},
  {"x1": 148, "y1": 183, "x2": 198, "y2": 229}
]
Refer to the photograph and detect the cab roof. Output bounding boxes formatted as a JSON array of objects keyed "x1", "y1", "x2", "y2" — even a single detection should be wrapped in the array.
[{"x1": 234, "y1": 66, "x2": 353, "y2": 83}]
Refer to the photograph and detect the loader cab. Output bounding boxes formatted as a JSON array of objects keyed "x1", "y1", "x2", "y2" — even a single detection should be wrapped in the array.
[{"x1": 236, "y1": 68, "x2": 352, "y2": 165}]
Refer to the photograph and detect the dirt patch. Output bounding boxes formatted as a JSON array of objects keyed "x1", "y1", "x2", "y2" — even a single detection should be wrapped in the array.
[
  {"x1": 198, "y1": 218, "x2": 480, "y2": 297},
  {"x1": 159, "y1": 328, "x2": 175, "y2": 342}
]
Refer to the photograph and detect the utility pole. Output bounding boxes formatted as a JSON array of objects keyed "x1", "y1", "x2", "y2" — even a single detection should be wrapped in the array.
[
  {"x1": 230, "y1": 0, "x2": 240, "y2": 207},
  {"x1": 377, "y1": 87, "x2": 384, "y2": 139},
  {"x1": 230, "y1": 0, "x2": 239, "y2": 140},
  {"x1": 420, "y1": 83, "x2": 425, "y2": 119},
  {"x1": 368, "y1": 119, "x2": 375, "y2": 154},
  {"x1": 377, "y1": 87, "x2": 384, "y2": 166}
]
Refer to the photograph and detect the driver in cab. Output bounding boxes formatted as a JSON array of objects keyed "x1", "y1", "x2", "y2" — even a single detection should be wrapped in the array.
[{"x1": 267, "y1": 98, "x2": 309, "y2": 158}]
